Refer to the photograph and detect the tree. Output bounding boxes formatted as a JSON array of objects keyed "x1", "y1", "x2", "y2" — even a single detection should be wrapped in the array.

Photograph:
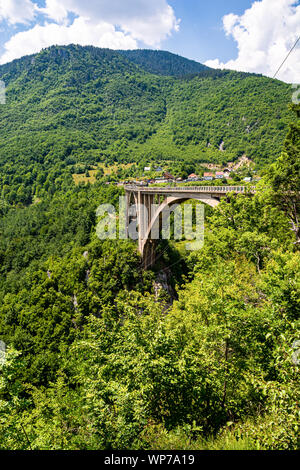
[{"x1": 263, "y1": 104, "x2": 300, "y2": 244}]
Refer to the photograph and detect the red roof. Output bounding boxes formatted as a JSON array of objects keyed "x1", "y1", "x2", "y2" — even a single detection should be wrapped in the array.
[{"x1": 163, "y1": 172, "x2": 174, "y2": 179}]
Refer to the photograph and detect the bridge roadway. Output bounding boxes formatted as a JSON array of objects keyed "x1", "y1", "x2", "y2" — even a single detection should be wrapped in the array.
[{"x1": 124, "y1": 185, "x2": 256, "y2": 195}]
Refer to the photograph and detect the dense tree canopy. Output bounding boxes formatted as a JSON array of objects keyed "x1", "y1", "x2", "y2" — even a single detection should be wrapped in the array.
[{"x1": 262, "y1": 104, "x2": 300, "y2": 243}]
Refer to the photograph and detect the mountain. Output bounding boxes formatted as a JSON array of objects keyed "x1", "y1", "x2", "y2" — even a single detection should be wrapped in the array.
[
  {"x1": 118, "y1": 49, "x2": 210, "y2": 76},
  {"x1": 0, "y1": 44, "x2": 291, "y2": 206}
]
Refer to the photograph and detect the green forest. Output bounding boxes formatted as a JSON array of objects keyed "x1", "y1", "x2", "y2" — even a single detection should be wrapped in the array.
[{"x1": 0, "y1": 46, "x2": 299, "y2": 451}]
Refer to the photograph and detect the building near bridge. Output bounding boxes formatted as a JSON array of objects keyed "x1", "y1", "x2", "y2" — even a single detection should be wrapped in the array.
[
  {"x1": 188, "y1": 173, "x2": 199, "y2": 181},
  {"x1": 163, "y1": 172, "x2": 175, "y2": 180},
  {"x1": 203, "y1": 172, "x2": 214, "y2": 181}
]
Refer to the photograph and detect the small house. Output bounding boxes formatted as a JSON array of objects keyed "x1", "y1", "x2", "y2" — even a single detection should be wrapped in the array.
[
  {"x1": 188, "y1": 173, "x2": 199, "y2": 181},
  {"x1": 164, "y1": 172, "x2": 175, "y2": 180},
  {"x1": 203, "y1": 172, "x2": 214, "y2": 181}
]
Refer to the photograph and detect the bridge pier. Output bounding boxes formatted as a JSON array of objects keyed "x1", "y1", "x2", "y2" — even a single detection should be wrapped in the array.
[
  {"x1": 137, "y1": 192, "x2": 156, "y2": 255},
  {"x1": 142, "y1": 239, "x2": 157, "y2": 270}
]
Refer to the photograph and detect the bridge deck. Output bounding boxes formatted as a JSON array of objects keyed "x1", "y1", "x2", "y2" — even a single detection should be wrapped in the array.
[{"x1": 125, "y1": 185, "x2": 256, "y2": 194}]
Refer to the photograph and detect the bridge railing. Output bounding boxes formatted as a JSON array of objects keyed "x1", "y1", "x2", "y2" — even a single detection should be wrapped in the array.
[{"x1": 125, "y1": 185, "x2": 256, "y2": 194}]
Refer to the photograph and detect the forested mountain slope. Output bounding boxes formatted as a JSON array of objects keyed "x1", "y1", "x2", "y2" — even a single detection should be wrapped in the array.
[
  {"x1": 118, "y1": 49, "x2": 209, "y2": 76},
  {"x1": 0, "y1": 45, "x2": 291, "y2": 207}
]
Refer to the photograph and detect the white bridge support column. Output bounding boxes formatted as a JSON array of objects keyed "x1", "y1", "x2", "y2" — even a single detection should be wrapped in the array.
[
  {"x1": 124, "y1": 191, "x2": 130, "y2": 240},
  {"x1": 136, "y1": 193, "x2": 156, "y2": 268}
]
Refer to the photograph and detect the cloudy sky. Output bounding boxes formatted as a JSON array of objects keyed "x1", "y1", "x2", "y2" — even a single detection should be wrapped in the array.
[{"x1": 0, "y1": 0, "x2": 299, "y2": 82}]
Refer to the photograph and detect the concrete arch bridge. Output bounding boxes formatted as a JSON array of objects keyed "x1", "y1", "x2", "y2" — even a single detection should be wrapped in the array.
[{"x1": 124, "y1": 185, "x2": 256, "y2": 268}]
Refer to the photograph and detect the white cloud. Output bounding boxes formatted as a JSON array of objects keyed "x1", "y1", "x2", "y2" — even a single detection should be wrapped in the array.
[
  {"x1": 0, "y1": 0, "x2": 36, "y2": 25},
  {"x1": 205, "y1": 0, "x2": 300, "y2": 83},
  {"x1": 39, "y1": 0, "x2": 68, "y2": 24},
  {"x1": 0, "y1": 0, "x2": 179, "y2": 64},
  {"x1": 56, "y1": 0, "x2": 180, "y2": 46},
  {"x1": 0, "y1": 17, "x2": 138, "y2": 64}
]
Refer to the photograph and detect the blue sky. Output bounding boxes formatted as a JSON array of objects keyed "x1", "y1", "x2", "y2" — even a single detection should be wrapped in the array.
[
  {"x1": 164, "y1": 0, "x2": 254, "y2": 64},
  {"x1": 0, "y1": 0, "x2": 299, "y2": 82}
]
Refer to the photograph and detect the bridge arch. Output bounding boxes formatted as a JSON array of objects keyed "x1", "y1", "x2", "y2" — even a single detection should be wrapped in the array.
[
  {"x1": 124, "y1": 185, "x2": 254, "y2": 269},
  {"x1": 141, "y1": 194, "x2": 219, "y2": 258}
]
